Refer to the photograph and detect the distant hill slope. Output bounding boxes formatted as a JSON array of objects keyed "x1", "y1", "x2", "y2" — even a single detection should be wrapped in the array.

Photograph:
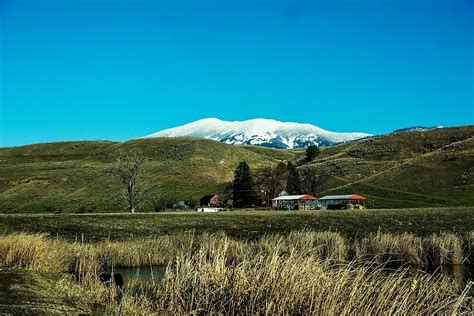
[
  {"x1": 0, "y1": 126, "x2": 473, "y2": 212},
  {"x1": 391, "y1": 126, "x2": 442, "y2": 134},
  {"x1": 300, "y1": 125, "x2": 474, "y2": 208},
  {"x1": 0, "y1": 138, "x2": 299, "y2": 213}
]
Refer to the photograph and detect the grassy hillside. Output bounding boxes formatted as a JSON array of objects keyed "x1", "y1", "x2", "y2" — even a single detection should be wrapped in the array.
[
  {"x1": 0, "y1": 126, "x2": 473, "y2": 212},
  {"x1": 301, "y1": 125, "x2": 474, "y2": 208},
  {"x1": 0, "y1": 138, "x2": 299, "y2": 213}
]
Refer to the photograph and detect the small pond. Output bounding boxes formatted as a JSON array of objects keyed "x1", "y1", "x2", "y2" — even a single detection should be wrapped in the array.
[
  {"x1": 103, "y1": 264, "x2": 473, "y2": 286},
  {"x1": 103, "y1": 265, "x2": 166, "y2": 284}
]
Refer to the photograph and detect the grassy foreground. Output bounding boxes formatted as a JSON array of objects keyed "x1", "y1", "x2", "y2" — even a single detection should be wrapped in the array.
[
  {"x1": 0, "y1": 269, "x2": 86, "y2": 315},
  {"x1": 0, "y1": 232, "x2": 472, "y2": 314},
  {"x1": 0, "y1": 207, "x2": 473, "y2": 240},
  {"x1": 1, "y1": 208, "x2": 472, "y2": 313}
]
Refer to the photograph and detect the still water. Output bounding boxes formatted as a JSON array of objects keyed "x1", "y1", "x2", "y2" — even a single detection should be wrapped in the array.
[
  {"x1": 105, "y1": 264, "x2": 473, "y2": 286},
  {"x1": 104, "y1": 265, "x2": 166, "y2": 283}
]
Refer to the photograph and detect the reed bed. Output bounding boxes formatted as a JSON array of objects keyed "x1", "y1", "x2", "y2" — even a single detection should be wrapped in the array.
[
  {"x1": 0, "y1": 231, "x2": 470, "y2": 272},
  {"x1": 96, "y1": 234, "x2": 198, "y2": 268},
  {"x1": 0, "y1": 231, "x2": 472, "y2": 314},
  {"x1": 102, "y1": 241, "x2": 472, "y2": 315},
  {"x1": 154, "y1": 250, "x2": 471, "y2": 314},
  {"x1": 0, "y1": 233, "x2": 73, "y2": 271},
  {"x1": 258, "y1": 231, "x2": 348, "y2": 262},
  {"x1": 422, "y1": 232, "x2": 465, "y2": 265},
  {"x1": 353, "y1": 232, "x2": 465, "y2": 265}
]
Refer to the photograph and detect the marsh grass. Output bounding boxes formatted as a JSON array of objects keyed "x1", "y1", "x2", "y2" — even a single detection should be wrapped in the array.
[
  {"x1": 353, "y1": 232, "x2": 466, "y2": 265},
  {"x1": 259, "y1": 231, "x2": 348, "y2": 262},
  {"x1": 422, "y1": 232, "x2": 464, "y2": 265},
  {"x1": 0, "y1": 233, "x2": 71, "y2": 271},
  {"x1": 0, "y1": 231, "x2": 469, "y2": 272},
  {"x1": 0, "y1": 231, "x2": 472, "y2": 314},
  {"x1": 147, "y1": 248, "x2": 472, "y2": 314}
]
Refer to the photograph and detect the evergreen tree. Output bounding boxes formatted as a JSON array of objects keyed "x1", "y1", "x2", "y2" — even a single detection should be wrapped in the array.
[
  {"x1": 305, "y1": 144, "x2": 320, "y2": 162},
  {"x1": 275, "y1": 161, "x2": 288, "y2": 177},
  {"x1": 286, "y1": 162, "x2": 302, "y2": 194},
  {"x1": 232, "y1": 161, "x2": 255, "y2": 208}
]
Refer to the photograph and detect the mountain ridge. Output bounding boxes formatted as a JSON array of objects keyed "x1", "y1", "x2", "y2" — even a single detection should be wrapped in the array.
[{"x1": 144, "y1": 118, "x2": 371, "y2": 149}]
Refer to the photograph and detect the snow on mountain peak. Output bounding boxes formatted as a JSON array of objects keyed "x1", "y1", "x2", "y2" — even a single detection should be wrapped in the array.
[{"x1": 144, "y1": 118, "x2": 371, "y2": 149}]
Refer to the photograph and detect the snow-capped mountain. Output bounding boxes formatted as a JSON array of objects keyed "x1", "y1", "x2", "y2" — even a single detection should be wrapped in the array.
[{"x1": 144, "y1": 118, "x2": 371, "y2": 149}]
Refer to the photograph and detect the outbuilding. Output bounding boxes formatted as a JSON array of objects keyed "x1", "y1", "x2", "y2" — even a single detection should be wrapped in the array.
[
  {"x1": 272, "y1": 194, "x2": 319, "y2": 210},
  {"x1": 319, "y1": 194, "x2": 367, "y2": 210},
  {"x1": 200, "y1": 194, "x2": 221, "y2": 207}
]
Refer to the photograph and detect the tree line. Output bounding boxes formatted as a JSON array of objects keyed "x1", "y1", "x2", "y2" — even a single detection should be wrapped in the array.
[
  {"x1": 232, "y1": 145, "x2": 324, "y2": 208},
  {"x1": 109, "y1": 145, "x2": 323, "y2": 212}
]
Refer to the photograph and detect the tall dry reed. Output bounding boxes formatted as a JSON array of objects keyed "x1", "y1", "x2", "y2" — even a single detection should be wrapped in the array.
[
  {"x1": 0, "y1": 232, "x2": 472, "y2": 314},
  {"x1": 120, "y1": 240, "x2": 473, "y2": 315},
  {"x1": 0, "y1": 231, "x2": 468, "y2": 273},
  {"x1": 422, "y1": 232, "x2": 464, "y2": 265},
  {"x1": 258, "y1": 231, "x2": 348, "y2": 262},
  {"x1": 354, "y1": 232, "x2": 465, "y2": 265},
  {"x1": 354, "y1": 232, "x2": 424, "y2": 264},
  {"x1": 0, "y1": 233, "x2": 72, "y2": 271}
]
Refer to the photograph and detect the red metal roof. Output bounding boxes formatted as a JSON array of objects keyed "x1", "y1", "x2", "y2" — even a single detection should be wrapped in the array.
[
  {"x1": 272, "y1": 194, "x2": 318, "y2": 201},
  {"x1": 300, "y1": 194, "x2": 318, "y2": 200},
  {"x1": 319, "y1": 194, "x2": 366, "y2": 200},
  {"x1": 349, "y1": 194, "x2": 366, "y2": 200}
]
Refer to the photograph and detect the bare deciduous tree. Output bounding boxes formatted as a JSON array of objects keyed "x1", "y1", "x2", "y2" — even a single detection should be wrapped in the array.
[
  {"x1": 300, "y1": 167, "x2": 329, "y2": 196},
  {"x1": 255, "y1": 162, "x2": 287, "y2": 204},
  {"x1": 108, "y1": 150, "x2": 154, "y2": 213}
]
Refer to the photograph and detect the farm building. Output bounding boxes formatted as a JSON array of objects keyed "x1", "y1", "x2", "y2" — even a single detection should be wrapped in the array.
[
  {"x1": 272, "y1": 194, "x2": 319, "y2": 210},
  {"x1": 197, "y1": 207, "x2": 222, "y2": 212},
  {"x1": 173, "y1": 200, "x2": 190, "y2": 209},
  {"x1": 200, "y1": 194, "x2": 221, "y2": 207},
  {"x1": 199, "y1": 194, "x2": 233, "y2": 207},
  {"x1": 319, "y1": 194, "x2": 367, "y2": 210}
]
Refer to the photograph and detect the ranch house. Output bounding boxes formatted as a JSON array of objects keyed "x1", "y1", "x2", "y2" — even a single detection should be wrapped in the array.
[{"x1": 272, "y1": 194, "x2": 319, "y2": 210}]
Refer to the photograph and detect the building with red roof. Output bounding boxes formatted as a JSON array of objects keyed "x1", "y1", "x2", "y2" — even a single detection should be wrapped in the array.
[
  {"x1": 319, "y1": 194, "x2": 367, "y2": 210},
  {"x1": 272, "y1": 194, "x2": 319, "y2": 210}
]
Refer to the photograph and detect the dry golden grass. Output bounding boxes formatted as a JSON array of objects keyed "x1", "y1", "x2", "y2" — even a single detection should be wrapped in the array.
[
  {"x1": 0, "y1": 233, "x2": 71, "y2": 271},
  {"x1": 119, "y1": 240, "x2": 473, "y2": 315},
  {"x1": 0, "y1": 231, "x2": 472, "y2": 314},
  {"x1": 422, "y1": 232, "x2": 465, "y2": 265},
  {"x1": 354, "y1": 232, "x2": 424, "y2": 264},
  {"x1": 0, "y1": 231, "x2": 469, "y2": 271},
  {"x1": 354, "y1": 232, "x2": 465, "y2": 265},
  {"x1": 0, "y1": 233, "x2": 101, "y2": 274},
  {"x1": 259, "y1": 231, "x2": 348, "y2": 262}
]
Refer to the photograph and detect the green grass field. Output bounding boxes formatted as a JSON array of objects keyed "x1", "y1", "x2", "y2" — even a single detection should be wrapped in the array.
[
  {"x1": 0, "y1": 137, "x2": 299, "y2": 213},
  {"x1": 1, "y1": 126, "x2": 473, "y2": 212},
  {"x1": 1, "y1": 207, "x2": 472, "y2": 241}
]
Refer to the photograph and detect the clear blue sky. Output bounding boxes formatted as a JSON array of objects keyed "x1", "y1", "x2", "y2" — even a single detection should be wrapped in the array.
[{"x1": 1, "y1": 0, "x2": 472, "y2": 146}]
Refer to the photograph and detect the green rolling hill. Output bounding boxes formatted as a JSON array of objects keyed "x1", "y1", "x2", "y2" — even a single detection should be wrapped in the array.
[
  {"x1": 0, "y1": 126, "x2": 473, "y2": 212},
  {"x1": 0, "y1": 138, "x2": 299, "y2": 213},
  {"x1": 300, "y1": 125, "x2": 474, "y2": 207}
]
